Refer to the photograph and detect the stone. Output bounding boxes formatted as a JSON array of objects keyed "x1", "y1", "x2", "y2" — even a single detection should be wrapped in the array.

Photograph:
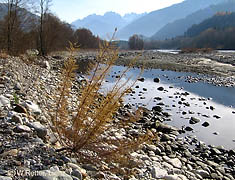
[
  {"x1": 13, "y1": 125, "x2": 31, "y2": 133},
  {"x1": 202, "y1": 121, "x2": 210, "y2": 127},
  {"x1": 31, "y1": 170, "x2": 73, "y2": 180},
  {"x1": 22, "y1": 100, "x2": 41, "y2": 115},
  {"x1": 194, "y1": 169, "x2": 210, "y2": 178},
  {"x1": 185, "y1": 126, "x2": 193, "y2": 131},
  {"x1": 81, "y1": 164, "x2": 98, "y2": 171},
  {"x1": 93, "y1": 172, "x2": 106, "y2": 179},
  {"x1": 155, "y1": 147, "x2": 162, "y2": 155},
  {"x1": 143, "y1": 88, "x2": 147, "y2": 91},
  {"x1": 153, "y1": 78, "x2": 160, "y2": 83},
  {"x1": 210, "y1": 106, "x2": 215, "y2": 110},
  {"x1": 164, "y1": 174, "x2": 188, "y2": 180},
  {"x1": 0, "y1": 177, "x2": 12, "y2": 180},
  {"x1": 14, "y1": 82, "x2": 21, "y2": 91},
  {"x1": 0, "y1": 95, "x2": 10, "y2": 108},
  {"x1": 167, "y1": 158, "x2": 182, "y2": 168},
  {"x1": 213, "y1": 115, "x2": 221, "y2": 119},
  {"x1": 146, "y1": 144, "x2": 157, "y2": 152},
  {"x1": 156, "y1": 123, "x2": 178, "y2": 133},
  {"x1": 0, "y1": 149, "x2": 18, "y2": 157},
  {"x1": 152, "y1": 106, "x2": 163, "y2": 112},
  {"x1": 189, "y1": 117, "x2": 200, "y2": 124},
  {"x1": 13, "y1": 104, "x2": 28, "y2": 114},
  {"x1": 11, "y1": 114, "x2": 23, "y2": 124},
  {"x1": 211, "y1": 148, "x2": 222, "y2": 155},
  {"x1": 28, "y1": 122, "x2": 47, "y2": 139},
  {"x1": 157, "y1": 87, "x2": 164, "y2": 91},
  {"x1": 137, "y1": 78, "x2": 144, "y2": 82},
  {"x1": 42, "y1": 61, "x2": 50, "y2": 70},
  {"x1": 71, "y1": 169, "x2": 82, "y2": 180},
  {"x1": 150, "y1": 167, "x2": 168, "y2": 178}
]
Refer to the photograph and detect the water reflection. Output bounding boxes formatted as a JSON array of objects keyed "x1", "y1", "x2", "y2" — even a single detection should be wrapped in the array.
[{"x1": 104, "y1": 65, "x2": 235, "y2": 149}]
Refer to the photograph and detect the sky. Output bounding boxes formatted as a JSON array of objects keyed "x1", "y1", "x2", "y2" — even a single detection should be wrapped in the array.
[{"x1": 51, "y1": 0, "x2": 184, "y2": 23}]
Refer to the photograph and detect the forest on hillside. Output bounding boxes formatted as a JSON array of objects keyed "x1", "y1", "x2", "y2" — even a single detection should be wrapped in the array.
[{"x1": 143, "y1": 12, "x2": 235, "y2": 50}]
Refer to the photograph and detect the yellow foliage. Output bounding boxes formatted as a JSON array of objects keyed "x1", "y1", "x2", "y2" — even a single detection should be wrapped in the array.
[{"x1": 50, "y1": 40, "x2": 155, "y2": 171}]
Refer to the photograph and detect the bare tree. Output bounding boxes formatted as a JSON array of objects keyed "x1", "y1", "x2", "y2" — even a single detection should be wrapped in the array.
[
  {"x1": 37, "y1": 0, "x2": 52, "y2": 55},
  {"x1": 0, "y1": 0, "x2": 34, "y2": 54}
]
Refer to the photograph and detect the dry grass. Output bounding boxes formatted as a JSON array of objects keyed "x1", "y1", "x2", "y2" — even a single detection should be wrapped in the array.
[{"x1": 49, "y1": 41, "x2": 155, "y2": 171}]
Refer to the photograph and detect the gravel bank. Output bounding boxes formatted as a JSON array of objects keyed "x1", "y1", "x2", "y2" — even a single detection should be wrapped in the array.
[{"x1": 0, "y1": 55, "x2": 234, "y2": 180}]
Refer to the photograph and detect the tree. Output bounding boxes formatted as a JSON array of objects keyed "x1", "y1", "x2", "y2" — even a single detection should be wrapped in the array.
[
  {"x1": 73, "y1": 28, "x2": 100, "y2": 49},
  {"x1": 128, "y1": 34, "x2": 144, "y2": 50},
  {"x1": 40, "y1": 13, "x2": 74, "y2": 53},
  {"x1": 0, "y1": 0, "x2": 31, "y2": 54},
  {"x1": 37, "y1": 0, "x2": 52, "y2": 55}
]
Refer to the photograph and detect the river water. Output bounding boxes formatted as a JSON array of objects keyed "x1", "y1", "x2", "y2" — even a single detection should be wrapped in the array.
[{"x1": 103, "y1": 65, "x2": 235, "y2": 149}]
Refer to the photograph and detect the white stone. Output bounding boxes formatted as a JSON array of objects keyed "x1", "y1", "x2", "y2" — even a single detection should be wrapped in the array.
[
  {"x1": 0, "y1": 95, "x2": 10, "y2": 108},
  {"x1": 150, "y1": 166, "x2": 168, "y2": 178},
  {"x1": 22, "y1": 100, "x2": 41, "y2": 115},
  {"x1": 167, "y1": 158, "x2": 182, "y2": 168}
]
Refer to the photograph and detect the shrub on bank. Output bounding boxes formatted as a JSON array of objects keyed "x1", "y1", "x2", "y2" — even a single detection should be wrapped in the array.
[{"x1": 49, "y1": 41, "x2": 156, "y2": 174}]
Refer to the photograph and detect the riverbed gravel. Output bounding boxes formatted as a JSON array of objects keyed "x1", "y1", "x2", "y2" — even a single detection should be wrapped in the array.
[{"x1": 0, "y1": 53, "x2": 234, "y2": 180}]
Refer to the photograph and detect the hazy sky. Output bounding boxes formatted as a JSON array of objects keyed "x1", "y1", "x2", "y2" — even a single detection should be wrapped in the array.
[{"x1": 51, "y1": 0, "x2": 184, "y2": 23}]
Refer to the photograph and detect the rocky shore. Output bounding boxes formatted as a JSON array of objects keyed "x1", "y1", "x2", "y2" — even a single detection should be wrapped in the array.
[{"x1": 0, "y1": 53, "x2": 234, "y2": 180}]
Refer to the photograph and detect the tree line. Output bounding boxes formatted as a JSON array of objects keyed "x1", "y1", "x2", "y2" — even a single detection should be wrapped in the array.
[{"x1": 0, "y1": 0, "x2": 101, "y2": 55}]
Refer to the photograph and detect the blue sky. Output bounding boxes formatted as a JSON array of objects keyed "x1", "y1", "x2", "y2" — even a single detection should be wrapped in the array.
[{"x1": 51, "y1": 0, "x2": 184, "y2": 23}]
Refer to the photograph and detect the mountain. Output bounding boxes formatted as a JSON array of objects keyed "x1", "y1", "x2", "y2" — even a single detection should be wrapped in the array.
[
  {"x1": 185, "y1": 11, "x2": 235, "y2": 37},
  {"x1": 71, "y1": 12, "x2": 144, "y2": 39},
  {"x1": 116, "y1": 0, "x2": 224, "y2": 40},
  {"x1": 151, "y1": 0, "x2": 235, "y2": 40}
]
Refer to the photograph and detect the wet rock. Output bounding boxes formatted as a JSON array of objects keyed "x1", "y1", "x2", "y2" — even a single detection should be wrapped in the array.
[
  {"x1": 153, "y1": 78, "x2": 160, "y2": 83},
  {"x1": 152, "y1": 106, "x2": 162, "y2": 112},
  {"x1": 202, "y1": 121, "x2": 210, "y2": 127},
  {"x1": 155, "y1": 123, "x2": 178, "y2": 133},
  {"x1": 157, "y1": 102, "x2": 164, "y2": 106},
  {"x1": 213, "y1": 115, "x2": 221, "y2": 119},
  {"x1": 210, "y1": 106, "x2": 215, "y2": 110},
  {"x1": 189, "y1": 117, "x2": 200, "y2": 124},
  {"x1": 185, "y1": 126, "x2": 193, "y2": 131},
  {"x1": 154, "y1": 97, "x2": 162, "y2": 101},
  {"x1": 137, "y1": 78, "x2": 144, "y2": 82},
  {"x1": 157, "y1": 87, "x2": 164, "y2": 91}
]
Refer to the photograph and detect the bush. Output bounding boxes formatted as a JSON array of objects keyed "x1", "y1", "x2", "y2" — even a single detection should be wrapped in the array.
[
  {"x1": 128, "y1": 34, "x2": 144, "y2": 50},
  {"x1": 49, "y1": 42, "x2": 155, "y2": 172}
]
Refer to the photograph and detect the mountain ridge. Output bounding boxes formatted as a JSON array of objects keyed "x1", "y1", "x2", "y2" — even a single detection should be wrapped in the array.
[
  {"x1": 151, "y1": 0, "x2": 235, "y2": 40},
  {"x1": 116, "y1": 0, "x2": 224, "y2": 40},
  {"x1": 71, "y1": 11, "x2": 145, "y2": 38}
]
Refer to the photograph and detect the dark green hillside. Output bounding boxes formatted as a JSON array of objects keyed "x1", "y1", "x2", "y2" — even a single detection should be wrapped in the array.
[{"x1": 185, "y1": 12, "x2": 235, "y2": 37}]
